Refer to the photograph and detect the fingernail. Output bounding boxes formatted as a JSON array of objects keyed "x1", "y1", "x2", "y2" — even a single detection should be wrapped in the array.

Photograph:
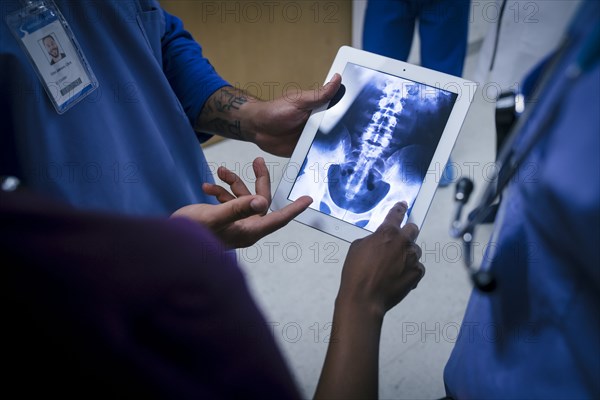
[{"x1": 399, "y1": 201, "x2": 408, "y2": 209}]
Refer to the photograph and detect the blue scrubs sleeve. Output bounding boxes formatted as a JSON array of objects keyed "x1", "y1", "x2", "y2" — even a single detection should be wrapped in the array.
[{"x1": 161, "y1": 10, "x2": 229, "y2": 142}]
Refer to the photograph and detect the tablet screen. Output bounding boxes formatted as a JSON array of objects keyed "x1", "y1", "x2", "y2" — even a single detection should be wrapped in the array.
[{"x1": 288, "y1": 63, "x2": 458, "y2": 232}]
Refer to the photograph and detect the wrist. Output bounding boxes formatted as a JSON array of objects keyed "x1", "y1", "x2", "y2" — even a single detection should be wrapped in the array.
[
  {"x1": 334, "y1": 295, "x2": 385, "y2": 325},
  {"x1": 242, "y1": 98, "x2": 265, "y2": 143}
]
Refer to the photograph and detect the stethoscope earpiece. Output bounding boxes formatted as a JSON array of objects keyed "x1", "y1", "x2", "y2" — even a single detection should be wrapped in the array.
[{"x1": 472, "y1": 270, "x2": 497, "y2": 293}]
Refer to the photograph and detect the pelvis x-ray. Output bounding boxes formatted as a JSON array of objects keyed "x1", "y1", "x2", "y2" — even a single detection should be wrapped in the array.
[{"x1": 289, "y1": 63, "x2": 457, "y2": 232}]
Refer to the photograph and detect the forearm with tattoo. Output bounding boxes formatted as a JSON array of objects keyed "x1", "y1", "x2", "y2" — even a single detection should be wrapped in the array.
[{"x1": 195, "y1": 86, "x2": 258, "y2": 141}]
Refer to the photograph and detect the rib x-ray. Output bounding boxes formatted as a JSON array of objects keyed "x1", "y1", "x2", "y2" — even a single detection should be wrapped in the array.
[{"x1": 289, "y1": 63, "x2": 457, "y2": 232}]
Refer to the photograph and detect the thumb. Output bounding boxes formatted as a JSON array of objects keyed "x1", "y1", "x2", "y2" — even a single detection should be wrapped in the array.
[
  {"x1": 299, "y1": 73, "x2": 342, "y2": 109},
  {"x1": 210, "y1": 195, "x2": 269, "y2": 231}
]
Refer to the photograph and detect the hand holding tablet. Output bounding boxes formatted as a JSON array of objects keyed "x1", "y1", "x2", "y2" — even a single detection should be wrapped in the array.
[{"x1": 272, "y1": 46, "x2": 476, "y2": 242}]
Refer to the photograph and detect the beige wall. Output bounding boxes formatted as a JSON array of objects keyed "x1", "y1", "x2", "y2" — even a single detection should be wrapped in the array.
[{"x1": 160, "y1": 0, "x2": 351, "y2": 107}]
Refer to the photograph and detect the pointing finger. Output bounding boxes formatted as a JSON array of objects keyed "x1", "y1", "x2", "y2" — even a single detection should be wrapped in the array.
[{"x1": 377, "y1": 201, "x2": 408, "y2": 231}]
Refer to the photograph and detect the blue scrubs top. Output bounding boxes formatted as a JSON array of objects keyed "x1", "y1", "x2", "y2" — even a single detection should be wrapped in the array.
[
  {"x1": 1, "y1": 0, "x2": 229, "y2": 215},
  {"x1": 444, "y1": 2, "x2": 600, "y2": 398}
]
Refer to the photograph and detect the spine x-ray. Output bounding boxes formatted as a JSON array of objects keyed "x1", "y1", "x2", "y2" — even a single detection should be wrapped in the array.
[{"x1": 289, "y1": 63, "x2": 457, "y2": 232}]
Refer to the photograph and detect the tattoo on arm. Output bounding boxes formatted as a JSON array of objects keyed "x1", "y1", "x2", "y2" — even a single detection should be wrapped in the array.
[
  {"x1": 214, "y1": 87, "x2": 248, "y2": 112},
  {"x1": 195, "y1": 87, "x2": 251, "y2": 140},
  {"x1": 204, "y1": 118, "x2": 242, "y2": 139}
]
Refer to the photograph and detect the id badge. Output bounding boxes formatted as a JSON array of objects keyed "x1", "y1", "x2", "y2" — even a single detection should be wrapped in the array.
[{"x1": 5, "y1": 0, "x2": 98, "y2": 114}]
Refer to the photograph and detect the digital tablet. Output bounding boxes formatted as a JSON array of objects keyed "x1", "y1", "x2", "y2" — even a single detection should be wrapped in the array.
[{"x1": 271, "y1": 46, "x2": 476, "y2": 242}]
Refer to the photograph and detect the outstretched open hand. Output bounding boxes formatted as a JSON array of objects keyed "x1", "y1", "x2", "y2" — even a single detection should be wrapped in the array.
[{"x1": 171, "y1": 157, "x2": 312, "y2": 248}]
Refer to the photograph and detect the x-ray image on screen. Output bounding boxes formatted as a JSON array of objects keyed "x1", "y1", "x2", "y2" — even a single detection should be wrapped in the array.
[{"x1": 288, "y1": 63, "x2": 457, "y2": 232}]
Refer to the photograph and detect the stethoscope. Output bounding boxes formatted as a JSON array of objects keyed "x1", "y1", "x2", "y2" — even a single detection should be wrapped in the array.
[{"x1": 449, "y1": 23, "x2": 600, "y2": 292}]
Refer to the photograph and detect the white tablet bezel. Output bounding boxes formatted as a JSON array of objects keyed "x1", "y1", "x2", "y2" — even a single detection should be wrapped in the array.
[{"x1": 272, "y1": 46, "x2": 476, "y2": 242}]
